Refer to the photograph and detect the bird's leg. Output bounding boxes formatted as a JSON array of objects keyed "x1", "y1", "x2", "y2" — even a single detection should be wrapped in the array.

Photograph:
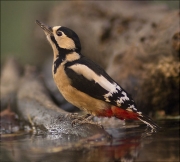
[
  {"x1": 69, "y1": 113, "x2": 91, "y2": 120},
  {"x1": 71, "y1": 114, "x2": 92, "y2": 126},
  {"x1": 71, "y1": 113, "x2": 103, "y2": 128},
  {"x1": 85, "y1": 115, "x2": 94, "y2": 121}
]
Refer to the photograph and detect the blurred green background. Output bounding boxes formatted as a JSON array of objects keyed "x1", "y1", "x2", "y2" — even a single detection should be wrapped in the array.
[
  {"x1": 1, "y1": 1, "x2": 59, "y2": 65},
  {"x1": 1, "y1": 1, "x2": 179, "y2": 66}
]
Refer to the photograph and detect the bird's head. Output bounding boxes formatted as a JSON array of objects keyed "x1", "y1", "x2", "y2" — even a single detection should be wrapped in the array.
[{"x1": 36, "y1": 20, "x2": 81, "y2": 55}]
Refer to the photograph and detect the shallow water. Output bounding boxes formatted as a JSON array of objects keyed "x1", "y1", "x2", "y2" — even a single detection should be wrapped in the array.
[{"x1": 1, "y1": 119, "x2": 179, "y2": 162}]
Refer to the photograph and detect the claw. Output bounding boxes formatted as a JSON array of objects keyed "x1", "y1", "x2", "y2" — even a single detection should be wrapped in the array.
[{"x1": 71, "y1": 118, "x2": 80, "y2": 127}]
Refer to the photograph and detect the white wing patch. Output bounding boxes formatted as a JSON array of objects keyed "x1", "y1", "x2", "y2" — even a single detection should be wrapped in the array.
[
  {"x1": 103, "y1": 85, "x2": 121, "y2": 102},
  {"x1": 128, "y1": 105, "x2": 137, "y2": 111},
  {"x1": 68, "y1": 64, "x2": 121, "y2": 98},
  {"x1": 126, "y1": 105, "x2": 140, "y2": 114},
  {"x1": 116, "y1": 91, "x2": 130, "y2": 107}
]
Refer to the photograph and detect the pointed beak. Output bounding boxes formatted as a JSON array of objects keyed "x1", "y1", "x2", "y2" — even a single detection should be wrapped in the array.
[{"x1": 36, "y1": 20, "x2": 52, "y2": 35}]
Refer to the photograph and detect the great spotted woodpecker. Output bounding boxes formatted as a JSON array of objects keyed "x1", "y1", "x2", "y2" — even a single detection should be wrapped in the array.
[{"x1": 36, "y1": 20, "x2": 159, "y2": 131}]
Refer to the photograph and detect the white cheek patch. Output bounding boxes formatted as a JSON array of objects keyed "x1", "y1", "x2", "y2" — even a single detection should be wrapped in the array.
[
  {"x1": 57, "y1": 36, "x2": 76, "y2": 49},
  {"x1": 69, "y1": 64, "x2": 120, "y2": 96},
  {"x1": 52, "y1": 26, "x2": 75, "y2": 49}
]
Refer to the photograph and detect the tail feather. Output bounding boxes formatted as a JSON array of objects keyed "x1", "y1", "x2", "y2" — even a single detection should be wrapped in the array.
[
  {"x1": 137, "y1": 115, "x2": 160, "y2": 132},
  {"x1": 111, "y1": 106, "x2": 160, "y2": 132}
]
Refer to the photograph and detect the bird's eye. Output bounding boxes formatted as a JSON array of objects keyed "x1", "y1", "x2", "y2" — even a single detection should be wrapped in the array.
[{"x1": 56, "y1": 30, "x2": 62, "y2": 36}]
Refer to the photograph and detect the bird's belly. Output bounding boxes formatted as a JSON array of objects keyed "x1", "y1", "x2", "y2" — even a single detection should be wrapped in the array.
[{"x1": 60, "y1": 85, "x2": 109, "y2": 114}]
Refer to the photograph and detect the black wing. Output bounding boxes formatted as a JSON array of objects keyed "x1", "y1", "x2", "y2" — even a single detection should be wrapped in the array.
[{"x1": 64, "y1": 56, "x2": 137, "y2": 111}]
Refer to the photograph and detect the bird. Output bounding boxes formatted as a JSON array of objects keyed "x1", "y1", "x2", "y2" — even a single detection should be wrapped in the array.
[{"x1": 36, "y1": 20, "x2": 159, "y2": 132}]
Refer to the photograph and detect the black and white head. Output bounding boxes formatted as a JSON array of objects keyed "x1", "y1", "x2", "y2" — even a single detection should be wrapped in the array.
[{"x1": 36, "y1": 20, "x2": 81, "y2": 54}]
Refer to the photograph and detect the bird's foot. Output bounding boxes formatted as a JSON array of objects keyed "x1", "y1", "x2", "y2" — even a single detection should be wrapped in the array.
[
  {"x1": 71, "y1": 114, "x2": 92, "y2": 126},
  {"x1": 70, "y1": 114, "x2": 103, "y2": 128},
  {"x1": 66, "y1": 113, "x2": 91, "y2": 120}
]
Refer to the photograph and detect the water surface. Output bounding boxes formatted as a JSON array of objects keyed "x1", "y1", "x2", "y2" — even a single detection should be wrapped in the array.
[{"x1": 1, "y1": 119, "x2": 179, "y2": 162}]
